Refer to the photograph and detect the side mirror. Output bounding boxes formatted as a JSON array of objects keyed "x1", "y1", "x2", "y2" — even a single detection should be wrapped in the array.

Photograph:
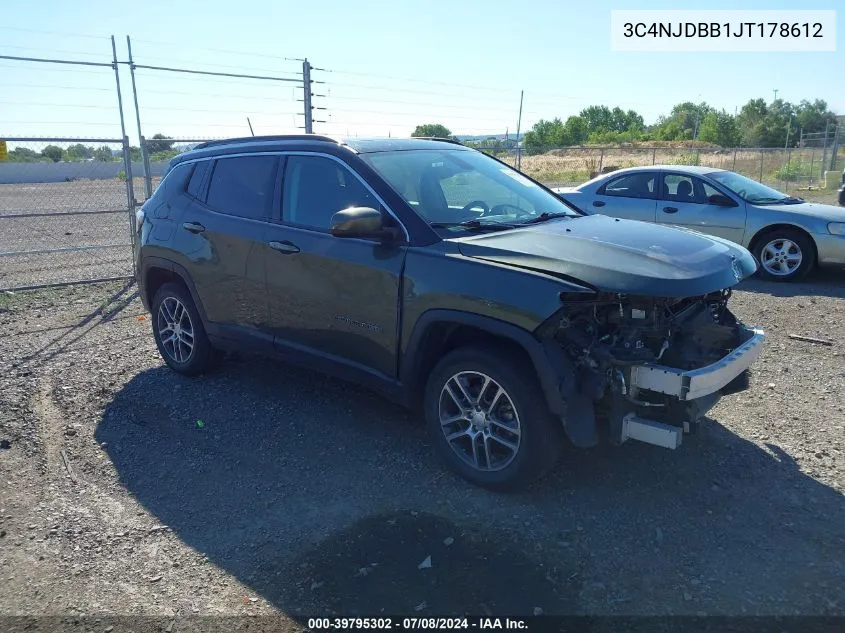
[
  {"x1": 708, "y1": 193, "x2": 737, "y2": 207},
  {"x1": 330, "y1": 206, "x2": 387, "y2": 239}
]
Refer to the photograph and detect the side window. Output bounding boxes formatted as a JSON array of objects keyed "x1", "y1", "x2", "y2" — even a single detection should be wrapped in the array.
[
  {"x1": 282, "y1": 155, "x2": 379, "y2": 231},
  {"x1": 206, "y1": 155, "x2": 279, "y2": 221},
  {"x1": 602, "y1": 173, "x2": 656, "y2": 199},
  {"x1": 185, "y1": 160, "x2": 210, "y2": 200},
  {"x1": 664, "y1": 174, "x2": 707, "y2": 204},
  {"x1": 701, "y1": 181, "x2": 722, "y2": 201}
]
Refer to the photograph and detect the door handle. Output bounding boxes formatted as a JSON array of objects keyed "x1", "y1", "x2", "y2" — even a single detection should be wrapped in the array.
[
  {"x1": 592, "y1": 200, "x2": 605, "y2": 207},
  {"x1": 182, "y1": 222, "x2": 206, "y2": 234},
  {"x1": 268, "y1": 240, "x2": 300, "y2": 254},
  {"x1": 662, "y1": 206, "x2": 679, "y2": 214}
]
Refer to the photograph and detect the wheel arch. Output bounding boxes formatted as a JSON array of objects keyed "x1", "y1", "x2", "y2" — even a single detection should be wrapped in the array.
[
  {"x1": 400, "y1": 310, "x2": 570, "y2": 420},
  {"x1": 140, "y1": 257, "x2": 209, "y2": 324},
  {"x1": 748, "y1": 223, "x2": 818, "y2": 264}
]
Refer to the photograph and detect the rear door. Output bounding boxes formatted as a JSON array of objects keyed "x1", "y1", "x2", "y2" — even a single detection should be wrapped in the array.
[
  {"x1": 656, "y1": 172, "x2": 746, "y2": 242},
  {"x1": 590, "y1": 171, "x2": 659, "y2": 222},
  {"x1": 263, "y1": 153, "x2": 407, "y2": 378},
  {"x1": 176, "y1": 153, "x2": 281, "y2": 337}
]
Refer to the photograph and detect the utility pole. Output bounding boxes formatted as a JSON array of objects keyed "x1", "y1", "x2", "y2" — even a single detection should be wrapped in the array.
[
  {"x1": 302, "y1": 59, "x2": 313, "y2": 134},
  {"x1": 784, "y1": 115, "x2": 791, "y2": 149},
  {"x1": 772, "y1": 88, "x2": 779, "y2": 101}
]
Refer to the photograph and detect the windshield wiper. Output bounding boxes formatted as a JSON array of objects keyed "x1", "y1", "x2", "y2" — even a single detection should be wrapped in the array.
[
  {"x1": 517, "y1": 212, "x2": 573, "y2": 225},
  {"x1": 429, "y1": 219, "x2": 519, "y2": 231},
  {"x1": 780, "y1": 196, "x2": 804, "y2": 203}
]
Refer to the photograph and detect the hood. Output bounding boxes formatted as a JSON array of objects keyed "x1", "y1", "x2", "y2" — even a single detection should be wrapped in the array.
[
  {"x1": 453, "y1": 215, "x2": 757, "y2": 298},
  {"x1": 755, "y1": 201, "x2": 845, "y2": 222}
]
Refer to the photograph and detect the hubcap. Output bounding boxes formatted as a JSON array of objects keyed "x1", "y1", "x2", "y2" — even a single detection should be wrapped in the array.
[
  {"x1": 761, "y1": 238, "x2": 802, "y2": 277},
  {"x1": 438, "y1": 371, "x2": 521, "y2": 472},
  {"x1": 157, "y1": 297, "x2": 194, "y2": 363}
]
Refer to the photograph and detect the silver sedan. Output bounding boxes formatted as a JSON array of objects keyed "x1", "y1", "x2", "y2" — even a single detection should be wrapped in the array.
[{"x1": 553, "y1": 166, "x2": 845, "y2": 281}]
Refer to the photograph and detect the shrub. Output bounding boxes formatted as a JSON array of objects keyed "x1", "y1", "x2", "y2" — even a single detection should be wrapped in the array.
[{"x1": 117, "y1": 170, "x2": 127, "y2": 182}]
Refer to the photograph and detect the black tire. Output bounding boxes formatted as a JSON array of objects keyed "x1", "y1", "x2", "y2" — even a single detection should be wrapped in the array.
[
  {"x1": 151, "y1": 282, "x2": 216, "y2": 375},
  {"x1": 753, "y1": 228, "x2": 815, "y2": 282},
  {"x1": 423, "y1": 345, "x2": 562, "y2": 491}
]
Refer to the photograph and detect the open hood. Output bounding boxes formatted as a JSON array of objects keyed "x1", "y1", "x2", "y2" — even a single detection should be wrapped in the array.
[{"x1": 453, "y1": 215, "x2": 758, "y2": 298}]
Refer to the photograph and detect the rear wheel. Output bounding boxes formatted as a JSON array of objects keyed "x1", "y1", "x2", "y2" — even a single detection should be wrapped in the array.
[
  {"x1": 424, "y1": 346, "x2": 561, "y2": 491},
  {"x1": 151, "y1": 282, "x2": 216, "y2": 375},
  {"x1": 754, "y1": 229, "x2": 815, "y2": 281}
]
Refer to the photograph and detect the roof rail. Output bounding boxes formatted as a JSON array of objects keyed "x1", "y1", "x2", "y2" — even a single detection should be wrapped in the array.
[
  {"x1": 192, "y1": 134, "x2": 341, "y2": 150},
  {"x1": 415, "y1": 136, "x2": 465, "y2": 146}
]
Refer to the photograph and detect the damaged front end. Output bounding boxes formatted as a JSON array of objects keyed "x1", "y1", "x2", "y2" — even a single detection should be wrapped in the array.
[{"x1": 537, "y1": 290, "x2": 765, "y2": 449}]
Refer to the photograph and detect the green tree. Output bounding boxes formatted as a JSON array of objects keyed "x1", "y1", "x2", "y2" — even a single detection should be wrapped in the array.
[
  {"x1": 129, "y1": 146, "x2": 142, "y2": 162},
  {"x1": 94, "y1": 145, "x2": 115, "y2": 161},
  {"x1": 561, "y1": 115, "x2": 589, "y2": 145},
  {"x1": 523, "y1": 118, "x2": 566, "y2": 153},
  {"x1": 66, "y1": 143, "x2": 94, "y2": 161},
  {"x1": 145, "y1": 133, "x2": 175, "y2": 154},
  {"x1": 41, "y1": 145, "x2": 64, "y2": 162},
  {"x1": 8, "y1": 147, "x2": 42, "y2": 162},
  {"x1": 794, "y1": 99, "x2": 837, "y2": 135},
  {"x1": 698, "y1": 110, "x2": 741, "y2": 147},
  {"x1": 737, "y1": 98, "x2": 766, "y2": 146},
  {"x1": 411, "y1": 123, "x2": 452, "y2": 138}
]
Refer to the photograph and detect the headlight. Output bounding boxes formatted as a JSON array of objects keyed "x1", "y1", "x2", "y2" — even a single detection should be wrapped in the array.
[
  {"x1": 135, "y1": 207, "x2": 146, "y2": 229},
  {"x1": 828, "y1": 223, "x2": 845, "y2": 235}
]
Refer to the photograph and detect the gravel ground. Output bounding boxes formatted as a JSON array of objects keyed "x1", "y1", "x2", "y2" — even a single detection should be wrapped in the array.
[{"x1": 0, "y1": 272, "x2": 844, "y2": 626}]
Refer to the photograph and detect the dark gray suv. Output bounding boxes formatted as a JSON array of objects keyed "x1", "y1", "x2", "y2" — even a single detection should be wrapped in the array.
[{"x1": 135, "y1": 135, "x2": 764, "y2": 490}]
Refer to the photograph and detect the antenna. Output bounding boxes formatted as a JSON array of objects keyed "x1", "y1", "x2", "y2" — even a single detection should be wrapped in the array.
[{"x1": 247, "y1": 117, "x2": 255, "y2": 136}]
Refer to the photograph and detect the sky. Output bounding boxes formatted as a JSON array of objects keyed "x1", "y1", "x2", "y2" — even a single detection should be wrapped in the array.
[{"x1": 1, "y1": 0, "x2": 842, "y2": 145}]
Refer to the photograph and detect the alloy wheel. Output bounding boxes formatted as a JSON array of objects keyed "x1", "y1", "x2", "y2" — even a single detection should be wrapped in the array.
[
  {"x1": 761, "y1": 238, "x2": 802, "y2": 277},
  {"x1": 438, "y1": 371, "x2": 521, "y2": 471},
  {"x1": 157, "y1": 296, "x2": 195, "y2": 363}
]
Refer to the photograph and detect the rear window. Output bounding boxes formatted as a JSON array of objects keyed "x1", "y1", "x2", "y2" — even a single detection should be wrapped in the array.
[
  {"x1": 185, "y1": 160, "x2": 210, "y2": 199},
  {"x1": 206, "y1": 155, "x2": 279, "y2": 221}
]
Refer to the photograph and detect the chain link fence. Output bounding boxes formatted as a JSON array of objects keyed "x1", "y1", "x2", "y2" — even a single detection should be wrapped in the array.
[
  {"x1": 487, "y1": 142, "x2": 844, "y2": 196},
  {"x1": 0, "y1": 138, "x2": 136, "y2": 291}
]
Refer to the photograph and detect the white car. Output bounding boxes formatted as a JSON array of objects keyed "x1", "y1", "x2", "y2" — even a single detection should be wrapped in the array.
[{"x1": 554, "y1": 166, "x2": 845, "y2": 281}]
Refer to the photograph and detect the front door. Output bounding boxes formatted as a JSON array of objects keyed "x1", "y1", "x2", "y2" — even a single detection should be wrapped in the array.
[
  {"x1": 656, "y1": 173, "x2": 746, "y2": 243},
  {"x1": 264, "y1": 154, "x2": 407, "y2": 378}
]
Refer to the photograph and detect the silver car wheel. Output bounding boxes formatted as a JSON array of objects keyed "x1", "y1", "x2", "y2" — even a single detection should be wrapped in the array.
[
  {"x1": 438, "y1": 371, "x2": 521, "y2": 472},
  {"x1": 761, "y1": 238, "x2": 803, "y2": 277},
  {"x1": 157, "y1": 297, "x2": 195, "y2": 363}
]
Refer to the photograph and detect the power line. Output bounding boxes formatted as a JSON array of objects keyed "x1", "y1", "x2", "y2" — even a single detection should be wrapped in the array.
[
  {"x1": 2, "y1": 82, "x2": 113, "y2": 92},
  {"x1": 325, "y1": 107, "x2": 511, "y2": 124},
  {"x1": 0, "y1": 100, "x2": 115, "y2": 109},
  {"x1": 323, "y1": 93, "x2": 518, "y2": 115},
  {"x1": 127, "y1": 52, "x2": 301, "y2": 76},
  {"x1": 319, "y1": 67, "x2": 523, "y2": 95},
  {"x1": 0, "y1": 44, "x2": 111, "y2": 59},
  {"x1": 129, "y1": 37, "x2": 301, "y2": 62},
  {"x1": 0, "y1": 26, "x2": 108, "y2": 41}
]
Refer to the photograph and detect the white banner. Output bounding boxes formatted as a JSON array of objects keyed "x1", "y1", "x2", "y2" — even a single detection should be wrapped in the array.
[{"x1": 611, "y1": 10, "x2": 836, "y2": 52}]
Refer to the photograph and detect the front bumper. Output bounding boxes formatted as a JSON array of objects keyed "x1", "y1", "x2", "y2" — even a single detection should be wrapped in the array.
[
  {"x1": 628, "y1": 325, "x2": 765, "y2": 401},
  {"x1": 814, "y1": 232, "x2": 845, "y2": 265}
]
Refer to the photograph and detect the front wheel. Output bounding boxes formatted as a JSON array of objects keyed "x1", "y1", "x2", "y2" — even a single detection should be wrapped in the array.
[
  {"x1": 754, "y1": 229, "x2": 815, "y2": 282},
  {"x1": 423, "y1": 346, "x2": 562, "y2": 491}
]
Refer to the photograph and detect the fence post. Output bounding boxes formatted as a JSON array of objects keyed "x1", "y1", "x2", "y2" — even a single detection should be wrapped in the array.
[
  {"x1": 784, "y1": 149, "x2": 792, "y2": 192},
  {"x1": 652, "y1": 147, "x2": 656, "y2": 165},
  {"x1": 758, "y1": 150, "x2": 763, "y2": 183},
  {"x1": 809, "y1": 149, "x2": 815, "y2": 187},
  {"x1": 302, "y1": 59, "x2": 313, "y2": 134},
  {"x1": 126, "y1": 36, "x2": 151, "y2": 200},
  {"x1": 732, "y1": 148, "x2": 737, "y2": 171},
  {"x1": 122, "y1": 136, "x2": 137, "y2": 273},
  {"x1": 598, "y1": 148, "x2": 604, "y2": 175}
]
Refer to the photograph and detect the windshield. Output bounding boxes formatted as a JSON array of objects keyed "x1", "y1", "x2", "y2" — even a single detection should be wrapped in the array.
[
  {"x1": 707, "y1": 171, "x2": 789, "y2": 204},
  {"x1": 360, "y1": 149, "x2": 580, "y2": 229}
]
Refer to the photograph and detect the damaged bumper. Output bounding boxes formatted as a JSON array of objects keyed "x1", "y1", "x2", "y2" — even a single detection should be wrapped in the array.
[{"x1": 629, "y1": 325, "x2": 765, "y2": 401}]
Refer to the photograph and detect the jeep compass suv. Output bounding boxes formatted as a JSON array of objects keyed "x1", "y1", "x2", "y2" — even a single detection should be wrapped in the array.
[{"x1": 135, "y1": 135, "x2": 764, "y2": 490}]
